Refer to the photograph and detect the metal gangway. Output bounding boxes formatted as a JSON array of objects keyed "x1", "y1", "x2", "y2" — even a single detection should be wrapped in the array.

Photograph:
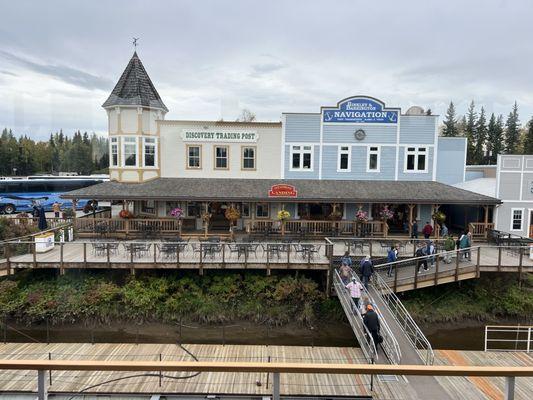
[
  {"x1": 334, "y1": 267, "x2": 434, "y2": 365},
  {"x1": 333, "y1": 270, "x2": 401, "y2": 364}
]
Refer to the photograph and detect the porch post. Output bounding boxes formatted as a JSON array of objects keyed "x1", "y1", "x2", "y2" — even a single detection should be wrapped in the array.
[
  {"x1": 408, "y1": 204, "x2": 415, "y2": 237},
  {"x1": 484, "y1": 205, "x2": 489, "y2": 239},
  {"x1": 433, "y1": 204, "x2": 440, "y2": 238},
  {"x1": 203, "y1": 202, "x2": 209, "y2": 238}
]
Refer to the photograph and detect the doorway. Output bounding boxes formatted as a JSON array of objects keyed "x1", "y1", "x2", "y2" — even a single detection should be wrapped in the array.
[{"x1": 209, "y1": 202, "x2": 230, "y2": 231}]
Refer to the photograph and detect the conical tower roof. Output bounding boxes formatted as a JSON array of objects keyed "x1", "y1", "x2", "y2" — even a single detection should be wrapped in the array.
[{"x1": 102, "y1": 52, "x2": 168, "y2": 111}]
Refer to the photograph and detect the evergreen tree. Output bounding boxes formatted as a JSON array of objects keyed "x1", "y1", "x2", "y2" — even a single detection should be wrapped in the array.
[
  {"x1": 473, "y1": 107, "x2": 487, "y2": 164},
  {"x1": 442, "y1": 101, "x2": 459, "y2": 137},
  {"x1": 486, "y1": 113, "x2": 505, "y2": 164},
  {"x1": 523, "y1": 116, "x2": 533, "y2": 155},
  {"x1": 465, "y1": 101, "x2": 477, "y2": 164},
  {"x1": 505, "y1": 101, "x2": 520, "y2": 154}
]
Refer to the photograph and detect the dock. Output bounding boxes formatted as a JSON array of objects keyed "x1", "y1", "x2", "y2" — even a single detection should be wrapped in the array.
[{"x1": 0, "y1": 343, "x2": 531, "y2": 399}]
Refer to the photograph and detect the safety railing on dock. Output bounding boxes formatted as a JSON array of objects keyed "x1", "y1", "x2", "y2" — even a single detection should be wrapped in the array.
[
  {"x1": 484, "y1": 325, "x2": 533, "y2": 352},
  {"x1": 372, "y1": 272, "x2": 435, "y2": 365}
]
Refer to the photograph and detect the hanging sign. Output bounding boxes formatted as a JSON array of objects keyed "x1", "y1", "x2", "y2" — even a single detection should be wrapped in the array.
[
  {"x1": 181, "y1": 130, "x2": 258, "y2": 142},
  {"x1": 268, "y1": 184, "x2": 298, "y2": 198},
  {"x1": 322, "y1": 97, "x2": 399, "y2": 124}
]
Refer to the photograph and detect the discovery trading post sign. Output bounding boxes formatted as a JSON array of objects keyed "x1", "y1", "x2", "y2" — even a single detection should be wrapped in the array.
[
  {"x1": 322, "y1": 97, "x2": 399, "y2": 124},
  {"x1": 181, "y1": 130, "x2": 258, "y2": 142}
]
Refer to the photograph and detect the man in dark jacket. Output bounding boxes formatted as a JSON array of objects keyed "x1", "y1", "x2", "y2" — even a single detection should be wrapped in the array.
[
  {"x1": 359, "y1": 256, "x2": 374, "y2": 289},
  {"x1": 363, "y1": 304, "x2": 380, "y2": 348}
]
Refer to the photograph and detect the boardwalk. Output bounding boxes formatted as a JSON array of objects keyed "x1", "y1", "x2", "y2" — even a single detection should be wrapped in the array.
[{"x1": 0, "y1": 343, "x2": 531, "y2": 399}]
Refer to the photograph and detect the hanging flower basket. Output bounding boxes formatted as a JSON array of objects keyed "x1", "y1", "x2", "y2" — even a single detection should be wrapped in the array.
[
  {"x1": 379, "y1": 207, "x2": 394, "y2": 221},
  {"x1": 201, "y1": 212, "x2": 212, "y2": 223},
  {"x1": 432, "y1": 211, "x2": 446, "y2": 224},
  {"x1": 355, "y1": 210, "x2": 369, "y2": 222},
  {"x1": 119, "y1": 209, "x2": 133, "y2": 219},
  {"x1": 224, "y1": 207, "x2": 241, "y2": 222},
  {"x1": 277, "y1": 210, "x2": 291, "y2": 221},
  {"x1": 170, "y1": 207, "x2": 184, "y2": 219}
]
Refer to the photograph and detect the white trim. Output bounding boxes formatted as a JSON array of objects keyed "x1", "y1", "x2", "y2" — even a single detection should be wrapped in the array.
[
  {"x1": 336, "y1": 145, "x2": 352, "y2": 172},
  {"x1": 403, "y1": 146, "x2": 429, "y2": 173},
  {"x1": 528, "y1": 208, "x2": 533, "y2": 239},
  {"x1": 281, "y1": 114, "x2": 286, "y2": 179},
  {"x1": 289, "y1": 144, "x2": 315, "y2": 172},
  {"x1": 366, "y1": 145, "x2": 381, "y2": 173},
  {"x1": 510, "y1": 207, "x2": 524, "y2": 231},
  {"x1": 142, "y1": 137, "x2": 158, "y2": 168},
  {"x1": 496, "y1": 154, "x2": 501, "y2": 198},
  {"x1": 319, "y1": 113, "x2": 324, "y2": 179},
  {"x1": 432, "y1": 119, "x2": 438, "y2": 181},
  {"x1": 519, "y1": 155, "x2": 525, "y2": 201},
  {"x1": 321, "y1": 143, "x2": 399, "y2": 147},
  {"x1": 463, "y1": 138, "x2": 467, "y2": 182},
  {"x1": 322, "y1": 122, "x2": 398, "y2": 127},
  {"x1": 498, "y1": 200, "x2": 533, "y2": 203},
  {"x1": 121, "y1": 136, "x2": 138, "y2": 168},
  {"x1": 395, "y1": 114, "x2": 400, "y2": 180}
]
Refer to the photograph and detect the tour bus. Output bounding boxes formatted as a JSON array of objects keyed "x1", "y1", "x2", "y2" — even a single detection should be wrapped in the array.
[{"x1": 0, "y1": 175, "x2": 108, "y2": 214}]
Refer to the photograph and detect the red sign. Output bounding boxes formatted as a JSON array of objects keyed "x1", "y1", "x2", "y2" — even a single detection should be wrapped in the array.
[{"x1": 268, "y1": 184, "x2": 297, "y2": 198}]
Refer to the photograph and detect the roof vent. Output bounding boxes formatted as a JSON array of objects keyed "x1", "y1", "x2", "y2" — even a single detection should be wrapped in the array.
[{"x1": 405, "y1": 106, "x2": 425, "y2": 115}]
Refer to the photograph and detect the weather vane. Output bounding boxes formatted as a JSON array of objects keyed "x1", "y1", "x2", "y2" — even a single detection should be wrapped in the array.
[{"x1": 133, "y1": 37, "x2": 140, "y2": 50}]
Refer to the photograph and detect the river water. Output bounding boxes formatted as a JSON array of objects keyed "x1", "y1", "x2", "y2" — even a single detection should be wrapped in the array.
[{"x1": 3, "y1": 320, "x2": 493, "y2": 350}]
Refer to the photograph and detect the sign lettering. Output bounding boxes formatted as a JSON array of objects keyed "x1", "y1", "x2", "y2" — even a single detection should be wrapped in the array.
[
  {"x1": 268, "y1": 184, "x2": 298, "y2": 198},
  {"x1": 181, "y1": 130, "x2": 258, "y2": 143},
  {"x1": 323, "y1": 97, "x2": 399, "y2": 124}
]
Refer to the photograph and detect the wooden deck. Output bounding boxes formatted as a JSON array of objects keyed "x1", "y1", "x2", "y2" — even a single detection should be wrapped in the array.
[{"x1": 0, "y1": 343, "x2": 530, "y2": 399}]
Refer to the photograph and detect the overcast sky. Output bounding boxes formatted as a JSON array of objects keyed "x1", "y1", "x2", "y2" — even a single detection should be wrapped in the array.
[{"x1": 1, "y1": 0, "x2": 532, "y2": 139}]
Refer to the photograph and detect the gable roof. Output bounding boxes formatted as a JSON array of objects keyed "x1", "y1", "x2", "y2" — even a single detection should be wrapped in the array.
[
  {"x1": 102, "y1": 52, "x2": 168, "y2": 111},
  {"x1": 62, "y1": 177, "x2": 500, "y2": 205}
]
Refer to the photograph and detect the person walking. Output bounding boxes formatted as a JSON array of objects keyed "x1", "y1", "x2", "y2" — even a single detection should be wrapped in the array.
[
  {"x1": 346, "y1": 277, "x2": 364, "y2": 312},
  {"x1": 339, "y1": 263, "x2": 352, "y2": 285},
  {"x1": 363, "y1": 304, "x2": 381, "y2": 349},
  {"x1": 459, "y1": 231, "x2": 469, "y2": 261},
  {"x1": 466, "y1": 231, "x2": 472, "y2": 260},
  {"x1": 341, "y1": 251, "x2": 353, "y2": 268},
  {"x1": 52, "y1": 201, "x2": 61, "y2": 218},
  {"x1": 386, "y1": 245, "x2": 398, "y2": 277},
  {"x1": 422, "y1": 221, "x2": 433, "y2": 239},
  {"x1": 427, "y1": 240, "x2": 436, "y2": 268},
  {"x1": 444, "y1": 234, "x2": 455, "y2": 263},
  {"x1": 411, "y1": 220, "x2": 419, "y2": 240},
  {"x1": 416, "y1": 243, "x2": 428, "y2": 273},
  {"x1": 440, "y1": 223, "x2": 449, "y2": 238},
  {"x1": 359, "y1": 255, "x2": 374, "y2": 289}
]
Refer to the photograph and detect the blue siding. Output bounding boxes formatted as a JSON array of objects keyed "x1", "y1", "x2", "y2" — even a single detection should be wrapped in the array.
[
  {"x1": 345, "y1": 203, "x2": 356, "y2": 219},
  {"x1": 465, "y1": 170, "x2": 483, "y2": 181},
  {"x1": 284, "y1": 145, "x2": 320, "y2": 179},
  {"x1": 284, "y1": 113, "x2": 321, "y2": 142},
  {"x1": 419, "y1": 204, "x2": 433, "y2": 226},
  {"x1": 399, "y1": 116, "x2": 437, "y2": 144},
  {"x1": 436, "y1": 137, "x2": 466, "y2": 184},
  {"x1": 322, "y1": 124, "x2": 397, "y2": 144},
  {"x1": 397, "y1": 146, "x2": 434, "y2": 181}
]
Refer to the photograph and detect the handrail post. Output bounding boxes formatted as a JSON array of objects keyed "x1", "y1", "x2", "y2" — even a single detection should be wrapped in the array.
[
  {"x1": 286, "y1": 243, "x2": 290, "y2": 268},
  {"x1": 476, "y1": 247, "x2": 481, "y2": 278},
  {"x1": 518, "y1": 247, "x2": 523, "y2": 279},
  {"x1": 455, "y1": 249, "x2": 460, "y2": 281},
  {"x1": 106, "y1": 243, "x2": 110, "y2": 268},
  {"x1": 498, "y1": 246, "x2": 502, "y2": 272},
  {"x1": 199, "y1": 243, "x2": 203, "y2": 275},
  {"x1": 37, "y1": 369, "x2": 48, "y2": 400},
  {"x1": 272, "y1": 371, "x2": 280, "y2": 400},
  {"x1": 413, "y1": 260, "x2": 418, "y2": 289},
  {"x1": 504, "y1": 376, "x2": 515, "y2": 400},
  {"x1": 434, "y1": 254, "x2": 439, "y2": 286},
  {"x1": 33, "y1": 241, "x2": 37, "y2": 268},
  {"x1": 5, "y1": 243, "x2": 11, "y2": 276},
  {"x1": 393, "y1": 261, "x2": 398, "y2": 292},
  {"x1": 83, "y1": 242, "x2": 87, "y2": 269}
]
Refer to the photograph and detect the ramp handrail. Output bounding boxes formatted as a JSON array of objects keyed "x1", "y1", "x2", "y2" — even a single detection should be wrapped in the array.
[
  {"x1": 345, "y1": 270, "x2": 402, "y2": 364},
  {"x1": 484, "y1": 325, "x2": 533, "y2": 352},
  {"x1": 333, "y1": 270, "x2": 377, "y2": 363},
  {"x1": 372, "y1": 272, "x2": 435, "y2": 365}
]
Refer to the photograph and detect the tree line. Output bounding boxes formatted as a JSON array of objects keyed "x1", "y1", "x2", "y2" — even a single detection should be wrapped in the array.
[
  {"x1": 0, "y1": 128, "x2": 108, "y2": 176},
  {"x1": 441, "y1": 101, "x2": 533, "y2": 165}
]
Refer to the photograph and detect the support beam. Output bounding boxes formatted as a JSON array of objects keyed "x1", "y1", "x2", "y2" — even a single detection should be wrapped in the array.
[
  {"x1": 272, "y1": 372, "x2": 280, "y2": 400},
  {"x1": 505, "y1": 376, "x2": 515, "y2": 400},
  {"x1": 37, "y1": 370, "x2": 48, "y2": 400}
]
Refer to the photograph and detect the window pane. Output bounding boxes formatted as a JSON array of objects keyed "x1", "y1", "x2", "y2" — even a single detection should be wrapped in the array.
[
  {"x1": 292, "y1": 153, "x2": 301, "y2": 168},
  {"x1": 407, "y1": 147, "x2": 415, "y2": 152},
  {"x1": 216, "y1": 147, "x2": 228, "y2": 168},
  {"x1": 243, "y1": 147, "x2": 255, "y2": 169},
  {"x1": 417, "y1": 154, "x2": 426, "y2": 170},
  {"x1": 407, "y1": 154, "x2": 415, "y2": 170},
  {"x1": 369, "y1": 154, "x2": 378, "y2": 170},
  {"x1": 303, "y1": 153, "x2": 311, "y2": 168},
  {"x1": 341, "y1": 146, "x2": 349, "y2": 151},
  {"x1": 188, "y1": 147, "x2": 200, "y2": 168},
  {"x1": 340, "y1": 154, "x2": 349, "y2": 170},
  {"x1": 124, "y1": 143, "x2": 136, "y2": 166},
  {"x1": 144, "y1": 143, "x2": 155, "y2": 167}
]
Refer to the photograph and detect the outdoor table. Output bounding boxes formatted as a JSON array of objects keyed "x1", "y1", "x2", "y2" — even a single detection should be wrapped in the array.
[
  {"x1": 235, "y1": 243, "x2": 254, "y2": 258},
  {"x1": 202, "y1": 243, "x2": 221, "y2": 258}
]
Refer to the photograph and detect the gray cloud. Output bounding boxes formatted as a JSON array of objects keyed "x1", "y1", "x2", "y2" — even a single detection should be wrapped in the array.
[{"x1": 0, "y1": 50, "x2": 112, "y2": 91}]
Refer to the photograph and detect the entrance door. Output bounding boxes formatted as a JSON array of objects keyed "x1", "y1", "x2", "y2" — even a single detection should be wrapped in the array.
[{"x1": 209, "y1": 202, "x2": 230, "y2": 231}]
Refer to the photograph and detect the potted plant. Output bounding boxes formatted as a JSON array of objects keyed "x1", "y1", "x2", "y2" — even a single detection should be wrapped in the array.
[
  {"x1": 355, "y1": 210, "x2": 369, "y2": 222},
  {"x1": 379, "y1": 206, "x2": 394, "y2": 221},
  {"x1": 277, "y1": 209, "x2": 291, "y2": 235},
  {"x1": 119, "y1": 209, "x2": 133, "y2": 219},
  {"x1": 432, "y1": 211, "x2": 446, "y2": 225}
]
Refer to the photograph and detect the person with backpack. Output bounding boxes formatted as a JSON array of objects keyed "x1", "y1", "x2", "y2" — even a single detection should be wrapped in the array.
[
  {"x1": 415, "y1": 243, "x2": 428, "y2": 273},
  {"x1": 426, "y1": 240, "x2": 436, "y2": 268},
  {"x1": 444, "y1": 235, "x2": 455, "y2": 263},
  {"x1": 359, "y1": 255, "x2": 374, "y2": 289},
  {"x1": 387, "y1": 245, "x2": 398, "y2": 277}
]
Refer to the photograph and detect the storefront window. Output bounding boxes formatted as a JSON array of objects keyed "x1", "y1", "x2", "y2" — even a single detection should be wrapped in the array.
[
  {"x1": 187, "y1": 145, "x2": 201, "y2": 168},
  {"x1": 141, "y1": 200, "x2": 156, "y2": 214},
  {"x1": 406, "y1": 147, "x2": 427, "y2": 172},
  {"x1": 215, "y1": 146, "x2": 229, "y2": 169},
  {"x1": 187, "y1": 202, "x2": 201, "y2": 217},
  {"x1": 123, "y1": 137, "x2": 137, "y2": 167},
  {"x1": 242, "y1": 147, "x2": 256, "y2": 170},
  {"x1": 256, "y1": 203, "x2": 269, "y2": 218},
  {"x1": 110, "y1": 137, "x2": 118, "y2": 167},
  {"x1": 338, "y1": 146, "x2": 350, "y2": 171},
  {"x1": 368, "y1": 146, "x2": 380, "y2": 172},
  {"x1": 240, "y1": 202, "x2": 250, "y2": 217},
  {"x1": 143, "y1": 137, "x2": 156, "y2": 167}
]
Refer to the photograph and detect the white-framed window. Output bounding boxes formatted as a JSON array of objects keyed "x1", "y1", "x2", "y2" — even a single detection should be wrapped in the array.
[
  {"x1": 290, "y1": 145, "x2": 313, "y2": 171},
  {"x1": 256, "y1": 202, "x2": 269, "y2": 218},
  {"x1": 240, "y1": 202, "x2": 250, "y2": 217},
  {"x1": 140, "y1": 200, "x2": 156, "y2": 214},
  {"x1": 143, "y1": 137, "x2": 157, "y2": 167},
  {"x1": 214, "y1": 146, "x2": 229, "y2": 169},
  {"x1": 337, "y1": 146, "x2": 351, "y2": 172},
  {"x1": 187, "y1": 145, "x2": 202, "y2": 169},
  {"x1": 242, "y1": 146, "x2": 256, "y2": 170},
  {"x1": 187, "y1": 201, "x2": 201, "y2": 218},
  {"x1": 110, "y1": 137, "x2": 118, "y2": 167},
  {"x1": 511, "y1": 208, "x2": 524, "y2": 231},
  {"x1": 405, "y1": 146, "x2": 428, "y2": 173},
  {"x1": 367, "y1": 146, "x2": 380, "y2": 172},
  {"x1": 122, "y1": 136, "x2": 137, "y2": 167}
]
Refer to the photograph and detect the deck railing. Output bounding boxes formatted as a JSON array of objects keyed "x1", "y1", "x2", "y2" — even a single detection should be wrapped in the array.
[
  {"x1": 469, "y1": 222, "x2": 495, "y2": 239},
  {"x1": 75, "y1": 217, "x2": 182, "y2": 237},
  {"x1": 0, "y1": 359, "x2": 530, "y2": 400},
  {"x1": 247, "y1": 219, "x2": 387, "y2": 237},
  {"x1": 484, "y1": 325, "x2": 533, "y2": 352}
]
